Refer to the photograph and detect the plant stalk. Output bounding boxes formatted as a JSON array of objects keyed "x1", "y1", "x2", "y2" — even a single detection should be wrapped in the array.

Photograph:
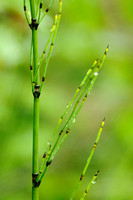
[
  {"x1": 32, "y1": 29, "x2": 40, "y2": 200},
  {"x1": 30, "y1": 0, "x2": 40, "y2": 200}
]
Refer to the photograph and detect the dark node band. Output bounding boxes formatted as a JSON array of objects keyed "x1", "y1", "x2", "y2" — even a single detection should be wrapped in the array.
[
  {"x1": 46, "y1": 8, "x2": 49, "y2": 13},
  {"x1": 59, "y1": 130, "x2": 63, "y2": 135},
  {"x1": 46, "y1": 160, "x2": 52, "y2": 167},
  {"x1": 24, "y1": 6, "x2": 26, "y2": 11},
  {"x1": 85, "y1": 94, "x2": 87, "y2": 98},
  {"x1": 66, "y1": 129, "x2": 70, "y2": 134},
  {"x1": 43, "y1": 153, "x2": 46, "y2": 158},
  {"x1": 93, "y1": 142, "x2": 97, "y2": 149},
  {"x1": 85, "y1": 190, "x2": 87, "y2": 194},
  {"x1": 32, "y1": 173, "x2": 41, "y2": 187},
  {"x1": 33, "y1": 91, "x2": 40, "y2": 98},
  {"x1": 30, "y1": 65, "x2": 32, "y2": 70},
  {"x1": 40, "y1": 3, "x2": 43, "y2": 9},
  {"x1": 29, "y1": 19, "x2": 39, "y2": 30},
  {"x1": 42, "y1": 77, "x2": 45, "y2": 82},
  {"x1": 51, "y1": 43, "x2": 54, "y2": 46},
  {"x1": 80, "y1": 174, "x2": 84, "y2": 181},
  {"x1": 32, "y1": 173, "x2": 38, "y2": 183}
]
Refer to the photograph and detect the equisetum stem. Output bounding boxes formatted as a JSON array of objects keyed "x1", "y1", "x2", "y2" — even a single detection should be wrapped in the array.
[
  {"x1": 37, "y1": 45, "x2": 109, "y2": 186},
  {"x1": 29, "y1": 0, "x2": 40, "y2": 200},
  {"x1": 39, "y1": 0, "x2": 62, "y2": 92},
  {"x1": 39, "y1": 0, "x2": 56, "y2": 23},
  {"x1": 70, "y1": 119, "x2": 105, "y2": 200},
  {"x1": 37, "y1": 0, "x2": 43, "y2": 23},
  {"x1": 23, "y1": 0, "x2": 31, "y2": 25},
  {"x1": 38, "y1": 62, "x2": 101, "y2": 182},
  {"x1": 49, "y1": 59, "x2": 98, "y2": 141},
  {"x1": 80, "y1": 170, "x2": 100, "y2": 200},
  {"x1": 34, "y1": 14, "x2": 58, "y2": 82}
]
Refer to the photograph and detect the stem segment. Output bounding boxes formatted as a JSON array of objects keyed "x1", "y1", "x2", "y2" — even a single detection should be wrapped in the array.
[{"x1": 30, "y1": 0, "x2": 40, "y2": 200}]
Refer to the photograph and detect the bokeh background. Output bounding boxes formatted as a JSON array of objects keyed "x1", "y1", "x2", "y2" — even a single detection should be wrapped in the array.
[{"x1": 0, "y1": 0, "x2": 133, "y2": 200}]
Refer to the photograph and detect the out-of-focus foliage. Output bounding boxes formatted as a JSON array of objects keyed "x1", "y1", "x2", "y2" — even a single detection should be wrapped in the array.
[{"x1": 0, "y1": 0, "x2": 133, "y2": 200}]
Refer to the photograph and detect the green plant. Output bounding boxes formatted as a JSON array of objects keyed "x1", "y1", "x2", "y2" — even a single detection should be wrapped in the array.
[{"x1": 23, "y1": 0, "x2": 108, "y2": 199}]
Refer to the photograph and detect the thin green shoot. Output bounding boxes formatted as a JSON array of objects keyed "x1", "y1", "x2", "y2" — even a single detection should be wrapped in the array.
[
  {"x1": 80, "y1": 170, "x2": 100, "y2": 200},
  {"x1": 36, "y1": 0, "x2": 43, "y2": 22},
  {"x1": 70, "y1": 119, "x2": 105, "y2": 200},
  {"x1": 34, "y1": 14, "x2": 58, "y2": 82},
  {"x1": 44, "y1": 59, "x2": 98, "y2": 153},
  {"x1": 39, "y1": 0, "x2": 56, "y2": 23},
  {"x1": 23, "y1": 0, "x2": 31, "y2": 25},
  {"x1": 30, "y1": 40, "x2": 35, "y2": 93},
  {"x1": 37, "y1": 45, "x2": 109, "y2": 183},
  {"x1": 39, "y1": 0, "x2": 62, "y2": 92}
]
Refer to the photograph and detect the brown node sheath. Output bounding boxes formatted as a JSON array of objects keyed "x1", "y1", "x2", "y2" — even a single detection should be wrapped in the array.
[
  {"x1": 40, "y1": 3, "x2": 43, "y2": 9},
  {"x1": 80, "y1": 174, "x2": 84, "y2": 181},
  {"x1": 30, "y1": 18, "x2": 39, "y2": 30},
  {"x1": 43, "y1": 153, "x2": 46, "y2": 158},
  {"x1": 59, "y1": 130, "x2": 63, "y2": 136},
  {"x1": 46, "y1": 160, "x2": 52, "y2": 167},
  {"x1": 93, "y1": 142, "x2": 97, "y2": 149},
  {"x1": 46, "y1": 8, "x2": 49, "y2": 13},
  {"x1": 66, "y1": 128, "x2": 70, "y2": 134}
]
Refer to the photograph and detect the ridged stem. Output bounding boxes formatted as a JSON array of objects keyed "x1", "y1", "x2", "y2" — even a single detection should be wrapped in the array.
[{"x1": 30, "y1": 0, "x2": 40, "y2": 200}]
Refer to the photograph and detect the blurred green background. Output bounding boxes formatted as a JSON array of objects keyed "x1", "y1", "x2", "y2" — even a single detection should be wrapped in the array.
[{"x1": 0, "y1": 0, "x2": 133, "y2": 200}]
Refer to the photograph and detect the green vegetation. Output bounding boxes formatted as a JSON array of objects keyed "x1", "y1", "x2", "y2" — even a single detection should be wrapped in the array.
[{"x1": 0, "y1": 0, "x2": 133, "y2": 200}]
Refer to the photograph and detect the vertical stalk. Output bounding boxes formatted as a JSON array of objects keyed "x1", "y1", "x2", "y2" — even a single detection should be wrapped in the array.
[{"x1": 30, "y1": 0, "x2": 40, "y2": 200}]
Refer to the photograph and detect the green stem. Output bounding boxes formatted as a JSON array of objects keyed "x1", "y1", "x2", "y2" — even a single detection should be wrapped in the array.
[
  {"x1": 23, "y1": 0, "x2": 31, "y2": 25},
  {"x1": 80, "y1": 170, "x2": 100, "y2": 200},
  {"x1": 70, "y1": 119, "x2": 105, "y2": 200},
  {"x1": 29, "y1": 0, "x2": 40, "y2": 200}
]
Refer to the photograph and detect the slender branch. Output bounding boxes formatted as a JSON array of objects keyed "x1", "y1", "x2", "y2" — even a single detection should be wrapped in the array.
[
  {"x1": 37, "y1": 65, "x2": 99, "y2": 182},
  {"x1": 29, "y1": 1, "x2": 40, "y2": 200},
  {"x1": 37, "y1": 0, "x2": 43, "y2": 23},
  {"x1": 23, "y1": 0, "x2": 31, "y2": 25},
  {"x1": 70, "y1": 119, "x2": 105, "y2": 200},
  {"x1": 30, "y1": 40, "x2": 35, "y2": 93},
  {"x1": 80, "y1": 170, "x2": 100, "y2": 200},
  {"x1": 39, "y1": 0, "x2": 62, "y2": 92},
  {"x1": 39, "y1": 0, "x2": 56, "y2": 23},
  {"x1": 37, "y1": 45, "x2": 109, "y2": 186},
  {"x1": 48, "y1": 59, "x2": 98, "y2": 143},
  {"x1": 34, "y1": 14, "x2": 58, "y2": 82}
]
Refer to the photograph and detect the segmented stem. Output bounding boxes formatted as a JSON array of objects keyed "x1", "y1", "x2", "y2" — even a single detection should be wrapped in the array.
[
  {"x1": 30, "y1": 40, "x2": 35, "y2": 93},
  {"x1": 70, "y1": 119, "x2": 105, "y2": 200},
  {"x1": 37, "y1": 45, "x2": 109, "y2": 183},
  {"x1": 34, "y1": 14, "x2": 58, "y2": 82},
  {"x1": 23, "y1": 0, "x2": 31, "y2": 25},
  {"x1": 39, "y1": 0, "x2": 56, "y2": 23},
  {"x1": 39, "y1": 0, "x2": 62, "y2": 92},
  {"x1": 80, "y1": 170, "x2": 100, "y2": 200},
  {"x1": 49, "y1": 59, "x2": 98, "y2": 142},
  {"x1": 37, "y1": 0, "x2": 43, "y2": 22}
]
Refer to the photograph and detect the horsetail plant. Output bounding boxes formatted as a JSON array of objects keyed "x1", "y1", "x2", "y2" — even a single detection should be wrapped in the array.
[
  {"x1": 80, "y1": 170, "x2": 100, "y2": 200},
  {"x1": 70, "y1": 119, "x2": 105, "y2": 200},
  {"x1": 23, "y1": 0, "x2": 108, "y2": 199}
]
